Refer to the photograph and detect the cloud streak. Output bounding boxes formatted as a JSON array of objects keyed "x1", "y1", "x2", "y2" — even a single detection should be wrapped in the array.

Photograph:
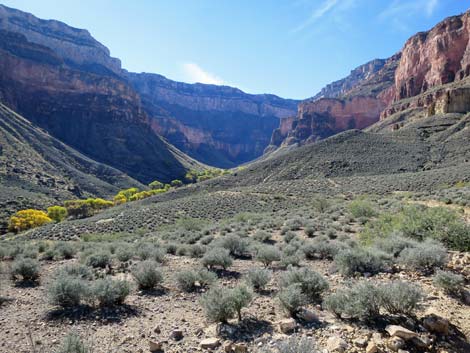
[
  {"x1": 291, "y1": 0, "x2": 339, "y2": 34},
  {"x1": 182, "y1": 62, "x2": 224, "y2": 85}
]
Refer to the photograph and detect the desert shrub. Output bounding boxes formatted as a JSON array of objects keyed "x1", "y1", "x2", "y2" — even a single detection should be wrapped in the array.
[
  {"x1": 255, "y1": 245, "x2": 281, "y2": 267},
  {"x1": 399, "y1": 240, "x2": 447, "y2": 271},
  {"x1": 47, "y1": 206, "x2": 68, "y2": 223},
  {"x1": 219, "y1": 234, "x2": 250, "y2": 258},
  {"x1": 56, "y1": 332, "x2": 91, "y2": 353},
  {"x1": 361, "y1": 205, "x2": 470, "y2": 251},
  {"x1": 230, "y1": 284, "x2": 253, "y2": 321},
  {"x1": 56, "y1": 264, "x2": 93, "y2": 280},
  {"x1": 280, "y1": 268, "x2": 329, "y2": 303},
  {"x1": 202, "y1": 247, "x2": 233, "y2": 270},
  {"x1": 176, "y1": 245, "x2": 190, "y2": 256},
  {"x1": 200, "y1": 286, "x2": 235, "y2": 323},
  {"x1": 278, "y1": 284, "x2": 307, "y2": 317},
  {"x1": 303, "y1": 240, "x2": 340, "y2": 260},
  {"x1": 261, "y1": 337, "x2": 318, "y2": 353},
  {"x1": 175, "y1": 268, "x2": 216, "y2": 292},
  {"x1": 165, "y1": 243, "x2": 178, "y2": 255},
  {"x1": 135, "y1": 243, "x2": 165, "y2": 262},
  {"x1": 11, "y1": 258, "x2": 40, "y2": 282},
  {"x1": 433, "y1": 270, "x2": 464, "y2": 294},
  {"x1": 283, "y1": 231, "x2": 297, "y2": 243},
  {"x1": 379, "y1": 281, "x2": 422, "y2": 316},
  {"x1": 285, "y1": 217, "x2": 303, "y2": 231},
  {"x1": 372, "y1": 233, "x2": 417, "y2": 257},
  {"x1": 65, "y1": 198, "x2": 113, "y2": 219},
  {"x1": 8, "y1": 209, "x2": 52, "y2": 233},
  {"x1": 84, "y1": 251, "x2": 112, "y2": 269},
  {"x1": 132, "y1": 260, "x2": 163, "y2": 290},
  {"x1": 149, "y1": 180, "x2": 164, "y2": 190},
  {"x1": 245, "y1": 268, "x2": 272, "y2": 292},
  {"x1": 54, "y1": 242, "x2": 77, "y2": 260},
  {"x1": 323, "y1": 281, "x2": 381, "y2": 321},
  {"x1": 200, "y1": 235, "x2": 214, "y2": 245},
  {"x1": 48, "y1": 274, "x2": 90, "y2": 307},
  {"x1": 312, "y1": 198, "x2": 330, "y2": 213},
  {"x1": 92, "y1": 278, "x2": 130, "y2": 307},
  {"x1": 115, "y1": 244, "x2": 133, "y2": 262},
  {"x1": 334, "y1": 248, "x2": 390, "y2": 277},
  {"x1": 253, "y1": 230, "x2": 272, "y2": 243},
  {"x1": 349, "y1": 200, "x2": 377, "y2": 219},
  {"x1": 304, "y1": 225, "x2": 316, "y2": 237},
  {"x1": 280, "y1": 251, "x2": 302, "y2": 268},
  {"x1": 188, "y1": 244, "x2": 206, "y2": 258}
]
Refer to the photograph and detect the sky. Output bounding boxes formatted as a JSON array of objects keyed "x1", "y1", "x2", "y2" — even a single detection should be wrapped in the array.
[{"x1": 2, "y1": 0, "x2": 469, "y2": 99}]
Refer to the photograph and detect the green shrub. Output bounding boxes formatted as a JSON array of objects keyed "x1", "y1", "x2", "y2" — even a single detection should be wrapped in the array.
[
  {"x1": 280, "y1": 268, "x2": 329, "y2": 303},
  {"x1": 135, "y1": 243, "x2": 165, "y2": 262},
  {"x1": 47, "y1": 206, "x2": 68, "y2": 223},
  {"x1": 84, "y1": 251, "x2": 112, "y2": 269},
  {"x1": 48, "y1": 274, "x2": 90, "y2": 307},
  {"x1": 149, "y1": 180, "x2": 164, "y2": 190},
  {"x1": 132, "y1": 260, "x2": 163, "y2": 290},
  {"x1": 399, "y1": 240, "x2": 447, "y2": 271},
  {"x1": 303, "y1": 240, "x2": 340, "y2": 260},
  {"x1": 379, "y1": 281, "x2": 422, "y2": 316},
  {"x1": 349, "y1": 200, "x2": 377, "y2": 218},
  {"x1": 175, "y1": 268, "x2": 216, "y2": 292},
  {"x1": 255, "y1": 245, "x2": 281, "y2": 267},
  {"x1": 323, "y1": 281, "x2": 381, "y2": 321},
  {"x1": 92, "y1": 278, "x2": 130, "y2": 307},
  {"x1": 433, "y1": 270, "x2": 464, "y2": 294},
  {"x1": 285, "y1": 217, "x2": 303, "y2": 231},
  {"x1": 278, "y1": 284, "x2": 307, "y2": 317},
  {"x1": 202, "y1": 248, "x2": 233, "y2": 270},
  {"x1": 56, "y1": 332, "x2": 91, "y2": 353},
  {"x1": 280, "y1": 252, "x2": 302, "y2": 268},
  {"x1": 245, "y1": 268, "x2": 271, "y2": 292},
  {"x1": 334, "y1": 248, "x2": 390, "y2": 277},
  {"x1": 11, "y1": 258, "x2": 40, "y2": 282}
]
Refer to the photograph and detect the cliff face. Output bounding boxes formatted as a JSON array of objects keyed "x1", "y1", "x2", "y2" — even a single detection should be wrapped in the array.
[
  {"x1": 394, "y1": 11, "x2": 470, "y2": 100},
  {"x1": 0, "y1": 4, "x2": 121, "y2": 75},
  {"x1": 126, "y1": 72, "x2": 298, "y2": 167},
  {"x1": 0, "y1": 28, "x2": 191, "y2": 183},
  {"x1": 269, "y1": 55, "x2": 399, "y2": 149}
]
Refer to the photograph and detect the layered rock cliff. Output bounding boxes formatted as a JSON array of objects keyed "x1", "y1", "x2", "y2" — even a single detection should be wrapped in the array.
[
  {"x1": 269, "y1": 55, "x2": 399, "y2": 149},
  {"x1": 126, "y1": 72, "x2": 298, "y2": 167},
  {"x1": 0, "y1": 26, "x2": 195, "y2": 183}
]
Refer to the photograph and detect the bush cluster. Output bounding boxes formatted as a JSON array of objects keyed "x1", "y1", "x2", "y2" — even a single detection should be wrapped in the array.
[{"x1": 200, "y1": 285, "x2": 253, "y2": 322}]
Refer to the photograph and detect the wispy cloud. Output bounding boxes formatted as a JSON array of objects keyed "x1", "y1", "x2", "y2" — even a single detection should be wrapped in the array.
[
  {"x1": 379, "y1": 0, "x2": 440, "y2": 31},
  {"x1": 291, "y1": 0, "x2": 339, "y2": 34},
  {"x1": 181, "y1": 62, "x2": 224, "y2": 85}
]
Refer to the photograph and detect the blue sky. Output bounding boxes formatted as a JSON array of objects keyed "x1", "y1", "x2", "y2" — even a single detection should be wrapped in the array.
[{"x1": 3, "y1": 0, "x2": 469, "y2": 99}]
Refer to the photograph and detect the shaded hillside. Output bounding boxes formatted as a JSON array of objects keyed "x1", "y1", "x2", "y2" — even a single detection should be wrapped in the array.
[
  {"x1": 0, "y1": 102, "x2": 144, "y2": 232},
  {"x1": 0, "y1": 5, "x2": 201, "y2": 183}
]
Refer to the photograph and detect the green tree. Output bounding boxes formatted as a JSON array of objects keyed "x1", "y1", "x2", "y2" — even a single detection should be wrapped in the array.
[{"x1": 47, "y1": 206, "x2": 68, "y2": 222}]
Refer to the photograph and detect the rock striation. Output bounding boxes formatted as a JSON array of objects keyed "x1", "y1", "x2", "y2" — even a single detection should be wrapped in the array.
[{"x1": 126, "y1": 72, "x2": 298, "y2": 167}]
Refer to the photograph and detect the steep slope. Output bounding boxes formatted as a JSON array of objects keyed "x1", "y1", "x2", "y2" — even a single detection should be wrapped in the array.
[
  {"x1": 0, "y1": 5, "x2": 200, "y2": 183},
  {"x1": 126, "y1": 73, "x2": 298, "y2": 168},
  {"x1": 0, "y1": 102, "x2": 144, "y2": 232}
]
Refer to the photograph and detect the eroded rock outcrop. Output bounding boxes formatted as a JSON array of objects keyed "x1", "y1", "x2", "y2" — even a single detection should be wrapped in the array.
[
  {"x1": 127, "y1": 72, "x2": 298, "y2": 167},
  {"x1": 394, "y1": 11, "x2": 470, "y2": 100}
]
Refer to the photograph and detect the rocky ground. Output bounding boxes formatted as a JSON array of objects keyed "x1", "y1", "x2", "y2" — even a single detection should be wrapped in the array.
[{"x1": 1, "y1": 235, "x2": 469, "y2": 353}]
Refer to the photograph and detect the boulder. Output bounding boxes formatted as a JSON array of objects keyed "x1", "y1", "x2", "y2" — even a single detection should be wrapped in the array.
[
  {"x1": 200, "y1": 338, "x2": 220, "y2": 350},
  {"x1": 148, "y1": 340, "x2": 163, "y2": 352},
  {"x1": 278, "y1": 318, "x2": 296, "y2": 334},
  {"x1": 298, "y1": 308, "x2": 318, "y2": 323},
  {"x1": 387, "y1": 336, "x2": 405, "y2": 352},
  {"x1": 366, "y1": 341, "x2": 378, "y2": 353},
  {"x1": 326, "y1": 336, "x2": 348, "y2": 352},
  {"x1": 385, "y1": 325, "x2": 418, "y2": 340},
  {"x1": 169, "y1": 329, "x2": 184, "y2": 341},
  {"x1": 423, "y1": 314, "x2": 449, "y2": 335}
]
